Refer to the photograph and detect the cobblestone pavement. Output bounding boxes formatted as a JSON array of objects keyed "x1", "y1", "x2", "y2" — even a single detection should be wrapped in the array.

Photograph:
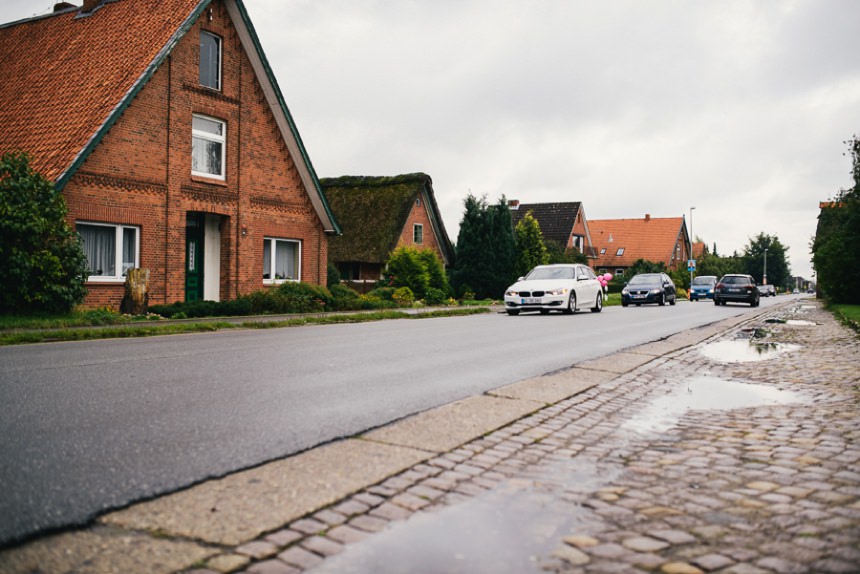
[{"x1": 185, "y1": 300, "x2": 860, "y2": 574}]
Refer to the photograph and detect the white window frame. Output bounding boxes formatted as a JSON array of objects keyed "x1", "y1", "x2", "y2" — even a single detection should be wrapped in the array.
[
  {"x1": 600, "y1": 248, "x2": 607, "y2": 255},
  {"x1": 200, "y1": 31, "x2": 222, "y2": 90},
  {"x1": 616, "y1": 268, "x2": 625, "y2": 276},
  {"x1": 616, "y1": 248, "x2": 625, "y2": 256},
  {"x1": 77, "y1": 221, "x2": 139, "y2": 282},
  {"x1": 413, "y1": 223, "x2": 424, "y2": 244},
  {"x1": 192, "y1": 114, "x2": 226, "y2": 180},
  {"x1": 263, "y1": 238, "x2": 301, "y2": 284}
]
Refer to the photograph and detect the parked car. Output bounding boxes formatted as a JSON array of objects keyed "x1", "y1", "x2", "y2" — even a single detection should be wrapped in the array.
[
  {"x1": 714, "y1": 274, "x2": 760, "y2": 307},
  {"x1": 504, "y1": 264, "x2": 603, "y2": 315},
  {"x1": 620, "y1": 273, "x2": 677, "y2": 307},
  {"x1": 757, "y1": 284, "x2": 776, "y2": 297},
  {"x1": 689, "y1": 275, "x2": 717, "y2": 301}
]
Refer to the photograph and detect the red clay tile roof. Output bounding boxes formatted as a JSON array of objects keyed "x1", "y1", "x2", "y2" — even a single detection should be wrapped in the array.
[
  {"x1": 0, "y1": 0, "x2": 204, "y2": 183},
  {"x1": 589, "y1": 216, "x2": 687, "y2": 269}
]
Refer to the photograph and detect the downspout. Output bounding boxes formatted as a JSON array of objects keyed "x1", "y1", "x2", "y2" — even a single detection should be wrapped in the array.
[
  {"x1": 165, "y1": 56, "x2": 172, "y2": 302},
  {"x1": 236, "y1": 46, "x2": 243, "y2": 299}
]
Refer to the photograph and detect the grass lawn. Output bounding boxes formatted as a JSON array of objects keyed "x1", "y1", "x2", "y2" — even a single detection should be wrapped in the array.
[{"x1": 830, "y1": 304, "x2": 860, "y2": 332}]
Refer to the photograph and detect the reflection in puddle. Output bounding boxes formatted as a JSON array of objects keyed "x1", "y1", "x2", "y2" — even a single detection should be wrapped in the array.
[
  {"x1": 701, "y1": 340, "x2": 800, "y2": 363},
  {"x1": 310, "y1": 458, "x2": 618, "y2": 574},
  {"x1": 624, "y1": 376, "x2": 802, "y2": 435},
  {"x1": 786, "y1": 320, "x2": 816, "y2": 326}
]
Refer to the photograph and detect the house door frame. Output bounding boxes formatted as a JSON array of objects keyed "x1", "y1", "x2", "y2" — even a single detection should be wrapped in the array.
[{"x1": 185, "y1": 213, "x2": 205, "y2": 303}]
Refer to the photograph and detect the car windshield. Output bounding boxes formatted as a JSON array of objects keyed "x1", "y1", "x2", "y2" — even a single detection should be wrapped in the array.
[
  {"x1": 692, "y1": 277, "x2": 715, "y2": 285},
  {"x1": 526, "y1": 267, "x2": 575, "y2": 280},
  {"x1": 628, "y1": 274, "x2": 661, "y2": 286},
  {"x1": 721, "y1": 276, "x2": 749, "y2": 285}
]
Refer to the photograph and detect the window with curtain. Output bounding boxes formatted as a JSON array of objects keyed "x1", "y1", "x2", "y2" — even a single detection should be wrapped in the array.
[
  {"x1": 77, "y1": 222, "x2": 139, "y2": 281},
  {"x1": 263, "y1": 238, "x2": 300, "y2": 283},
  {"x1": 199, "y1": 31, "x2": 221, "y2": 90},
  {"x1": 192, "y1": 114, "x2": 225, "y2": 179}
]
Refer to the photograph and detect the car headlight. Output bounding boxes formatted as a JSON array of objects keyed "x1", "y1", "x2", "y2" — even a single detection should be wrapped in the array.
[
  {"x1": 505, "y1": 290, "x2": 518, "y2": 297},
  {"x1": 621, "y1": 289, "x2": 629, "y2": 295},
  {"x1": 545, "y1": 287, "x2": 568, "y2": 296},
  {"x1": 651, "y1": 288, "x2": 662, "y2": 294}
]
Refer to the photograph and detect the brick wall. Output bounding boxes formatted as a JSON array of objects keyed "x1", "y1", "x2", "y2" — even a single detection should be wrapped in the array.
[
  {"x1": 397, "y1": 195, "x2": 444, "y2": 262},
  {"x1": 64, "y1": 0, "x2": 327, "y2": 309}
]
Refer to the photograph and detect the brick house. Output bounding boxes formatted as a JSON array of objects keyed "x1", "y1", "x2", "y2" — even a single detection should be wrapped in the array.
[
  {"x1": 0, "y1": 0, "x2": 339, "y2": 308},
  {"x1": 589, "y1": 214, "x2": 691, "y2": 277},
  {"x1": 508, "y1": 201, "x2": 597, "y2": 259},
  {"x1": 320, "y1": 174, "x2": 453, "y2": 288}
]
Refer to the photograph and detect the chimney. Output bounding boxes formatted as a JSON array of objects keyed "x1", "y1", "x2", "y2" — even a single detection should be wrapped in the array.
[
  {"x1": 82, "y1": 0, "x2": 100, "y2": 13},
  {"x1": 53, "y1": 2, "x2": 76, "y2": 11},
  {"x1": 508, "y1": 199, "x2": 520, "y2": 210},
  {"x1": 645, "y1": 213, "x2": 651, "y2": 222}
]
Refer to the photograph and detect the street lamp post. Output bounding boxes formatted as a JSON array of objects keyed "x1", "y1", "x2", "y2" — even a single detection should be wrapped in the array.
[
  {"x1": 763, "y1": 248, "x2": 768, "y2": 285},
  {"x1": 689, "y1": 207, "x2": 695, "y2": 292}
]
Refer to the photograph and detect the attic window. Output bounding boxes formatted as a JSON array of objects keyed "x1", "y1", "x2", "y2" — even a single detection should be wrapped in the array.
[
  {"x1": 413, "y1": 224, "x2": 424, "y2": 244},
  {"x1": 415, "y1": 198, "x2": 421, "y2": 206},
  {"x1": 200, "y1": 31, "x2": 221, "y2": 90},
  {"x1": 616, "y1": 248, "x2": 624, "y2": 256},
  {"x1": 600, "y1": 248, "x2": 606, "y2": 255}
]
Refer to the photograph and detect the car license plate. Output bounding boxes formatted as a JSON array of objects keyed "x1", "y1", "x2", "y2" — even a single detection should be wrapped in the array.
[
  {"x1": 729, "y1": 288, "x2": 740, "y2": 293},
  {"x1": 632, "y1": 294, "x2": 645, "y2": 299},
  {"x1": 522, "y1": 298, "x2": 541, "y2": 304}
]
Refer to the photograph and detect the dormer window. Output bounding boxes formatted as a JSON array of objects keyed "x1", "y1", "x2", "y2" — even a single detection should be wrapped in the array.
[
  {"x1": 200, "y1": 31, "x2": 221, "y2": 90},
  {"x1": 616, "y1": 248, "x2": 624, "y2": 256}
]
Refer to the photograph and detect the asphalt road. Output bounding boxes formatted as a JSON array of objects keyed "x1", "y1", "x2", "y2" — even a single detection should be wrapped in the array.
[{"x1": 0, "y1": 296, "x2": 788, "y2": 546}]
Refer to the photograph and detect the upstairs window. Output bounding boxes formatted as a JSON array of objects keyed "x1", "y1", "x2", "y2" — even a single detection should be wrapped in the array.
[
  {"x1": 600, "y1": 248, "x2": 607, "y2": 255},
  {"x1": 413, "y1": 224, "x2": 424, "y2": 244},
  {"x1": 200, "y1": 31, "x2": 221, "y2": 90},
  {"x1": 78, "y1": 222, "x2": 139, "y2": 281},
  {"x1": 616, "y1": 248, "x2": 625, "y2": 256},
  {"x1": 192, "y1": 114, "x2": 225, "y2": 179}
]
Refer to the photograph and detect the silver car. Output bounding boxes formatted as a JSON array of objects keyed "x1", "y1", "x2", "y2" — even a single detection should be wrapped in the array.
[{"x1": 504, "y1": 264, "x2": 604, "y2": 316}]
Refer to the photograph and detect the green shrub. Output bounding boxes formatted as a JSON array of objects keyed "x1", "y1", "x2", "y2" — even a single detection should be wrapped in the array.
[
  {"x1": 387, "y1": 247, "x2": 429, "y2": 299},
  {"x1": 329, "y1": 283, "x2": 361, "y2": 310},
  {"x1": 392, "y1": 286, "x2": 415, "y2": 306},
  {"x1": 0, "y1": 151, "x2": 88, "y2": 314},
  {"x1": 424, "y1": 287, "x2": 447, "y2": 306},
  {"x1": 366, "y1": 287, "x2": 396, "y2": 301},
  {"x1": 326, "y1": 263, "x2": 341, "y2": 288}
]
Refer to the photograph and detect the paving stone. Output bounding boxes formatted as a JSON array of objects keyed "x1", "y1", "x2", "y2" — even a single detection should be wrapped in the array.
[
  {"x1": 552, "y1": 544, "x2": 590, "y2": 565},
  {"x1": 235, "y1": 540, "x2": 278, "y2": 560},
  {"x1": 651, "y1": 529, "x2": 698, "y2": 545},
  {"x1": 264, "y1": 529, "x2": 302, "y2": 548},
  {"x1": 277, "y1": 546, "x2": 323, "y2": 570},
  {"x1": 333, "y1": 499, "x2": 370, "y2": 516},
  {"x1": 622, "y1": 536, "x2": 670, "y2": 553},
  {"x1": 207, "y1": 553, "x2": 251, "y2": 573},
  {"x1": 349, "y1": 514, "x2": 389, "y2": 533},
  {"x1": 661, "y1": 562, "x2": 705, "y2": 574},
  {"x1": 369, "y1": 501, "x2": 412, "y2": 521},
  {"x1": 326, "y1": 524, "x2": 369, "y2": 544},
  {"x1": 288, "y1": 518, "x2": 327, "y2": 535},
  {"x1": 245, "y1": 560, "x2": 300, "y2": 574},
  {"x1": 691, "y1": 553, "x2": 735, "y2": 571},
  {"x1": 300, "y1": 535, "x2": 344, "y2": 557}
]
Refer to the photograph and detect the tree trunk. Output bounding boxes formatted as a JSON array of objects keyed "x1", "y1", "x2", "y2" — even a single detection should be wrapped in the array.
[{"x1": 121, "y1": 268, "x2": 150, "y2": 315}]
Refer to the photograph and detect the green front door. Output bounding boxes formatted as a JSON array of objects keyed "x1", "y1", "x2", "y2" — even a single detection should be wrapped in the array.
[{"x1": 185, "y1": 213, "x2": 205, "y2": 303}]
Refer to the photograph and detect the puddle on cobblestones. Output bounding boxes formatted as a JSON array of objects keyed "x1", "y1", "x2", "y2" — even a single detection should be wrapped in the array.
[
  {"x1": 308, "y1": 457, "x2": 620, "y2": 574},
  {"x1": 624, "y1": 375, "x2": 802, "y2": 435},
  {"x1": 700, "y1": 340, "x2": 800, "y2": 363}
]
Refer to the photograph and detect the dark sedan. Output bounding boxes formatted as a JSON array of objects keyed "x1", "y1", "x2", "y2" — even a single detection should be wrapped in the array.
[
  {"x1": 621, "y1": 273, "x2": 677, "y2": 306},
  {"x1": 714, "y1": 274, "x2": 760, "y2": 307}
]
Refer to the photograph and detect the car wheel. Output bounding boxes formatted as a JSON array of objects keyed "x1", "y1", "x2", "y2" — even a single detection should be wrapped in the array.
[
  {"x1": 621, "y1": 302, "x2": 628, "y2": 307},
  {"x1": 714, "y1": 298, "x2": 720, "y2": 306},
  {"x1": 670, "y1": 294, "x2": 676, "y2": 306},
  {"x1": 659, "y1": 293, "x2": 666, "y2": 306},
  {"x1": 563, "y1": 292, "x2": 577, "y2": 314},
  {"x1": 506, "y1": 309, "x2": 519, "y2": 316},
  {"x1": 591, "y1": 291, "x2": 603, "y2": 313}
]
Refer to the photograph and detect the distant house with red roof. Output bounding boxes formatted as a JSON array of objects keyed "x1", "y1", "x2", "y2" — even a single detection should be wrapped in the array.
[
  {"x1": 0, "y1": 0, "x2": 339, "y2": 308},
  {"x1": 508, "y1": 200, "x2": 596, "y2": 258},
  {"x1": 589, "y1": 214, "x2": 691, "y2": 277}
]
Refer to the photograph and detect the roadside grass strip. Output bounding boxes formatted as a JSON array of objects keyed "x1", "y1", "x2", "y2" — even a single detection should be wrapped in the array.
[{"x1": 0, "y1": 308, "x2": 491, "y2": 345}]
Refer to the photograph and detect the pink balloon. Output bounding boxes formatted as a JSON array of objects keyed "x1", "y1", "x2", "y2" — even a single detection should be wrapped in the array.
[{"x1": 603, "y1": 273, "x2": 613, "y2": 281}]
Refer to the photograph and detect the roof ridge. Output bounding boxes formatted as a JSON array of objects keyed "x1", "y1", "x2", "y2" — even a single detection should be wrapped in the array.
[{"x1": 320, "y1": 173, "x2": 431, "y2": 188}]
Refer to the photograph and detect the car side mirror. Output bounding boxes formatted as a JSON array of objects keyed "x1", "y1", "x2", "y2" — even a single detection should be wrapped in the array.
[{"x1": 517, "y1": 276, "x2": 524, "y2": 281}]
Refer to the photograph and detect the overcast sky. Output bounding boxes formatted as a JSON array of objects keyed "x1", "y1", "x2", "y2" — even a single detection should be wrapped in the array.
[{"x1": 6, "y1": 1, "x2": 860, "y2": 280}]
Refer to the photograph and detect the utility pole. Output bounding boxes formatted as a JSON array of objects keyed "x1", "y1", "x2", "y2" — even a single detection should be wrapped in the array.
[
  {"x1": 763, "y1": 248, "x2": 768, "y2": 285},
  {"x1": 689, "y1": 207, "x2": 695, "y2": 291}
]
